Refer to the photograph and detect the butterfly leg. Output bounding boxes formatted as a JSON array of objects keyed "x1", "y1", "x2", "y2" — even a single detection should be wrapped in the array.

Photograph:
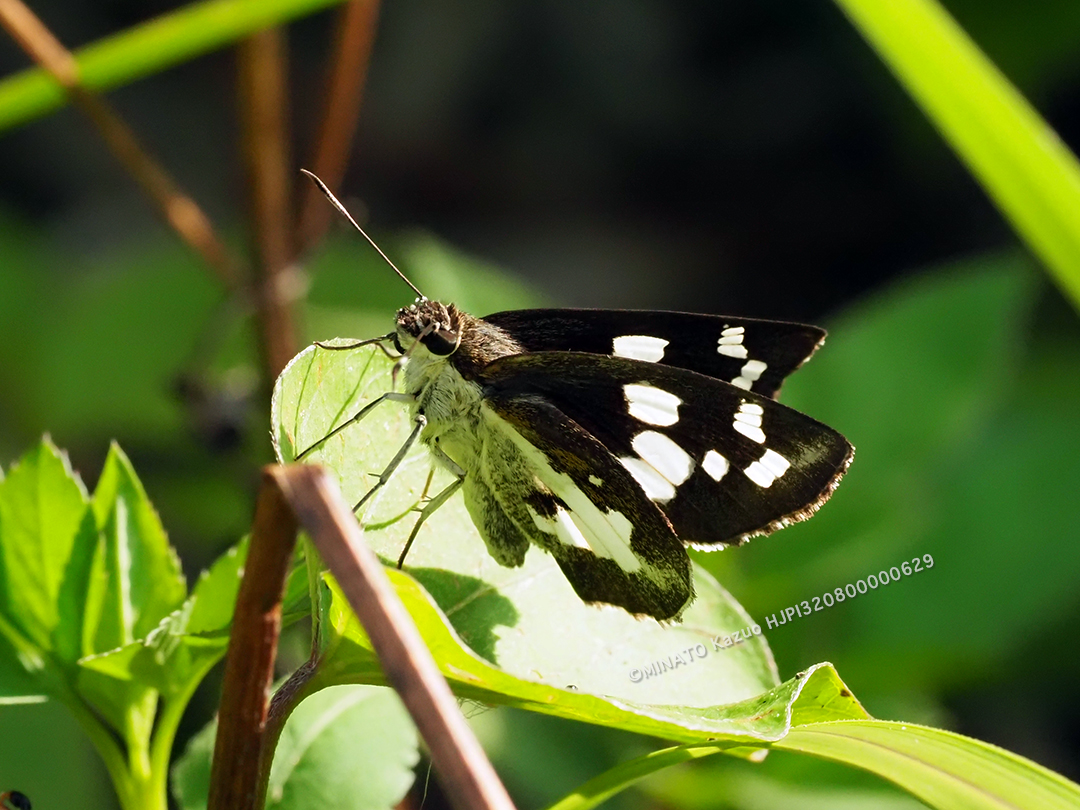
[
  {"x1": 352, "y1": 412, "x2": 428, "y2": 512},
  {"x1": 296, "y1": 391, "x2": 414, "y2": 460},
  {"x1": 314, "y1": 333, "x2": 396, "y2": 354},
  {"x1": 396, "y1": 459, "x2": 466, "y2": 569}
]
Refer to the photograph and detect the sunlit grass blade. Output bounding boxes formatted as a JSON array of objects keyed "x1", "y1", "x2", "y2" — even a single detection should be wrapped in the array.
[
  {"x1": 545, "y1": 720, "x2": 1080, "y2": 810},
  {"x1": 774, "y1": 721, "x2": 1080, "y2": 810},
  {"x1": 833, "y1": 0, "x2": 1080, "y2": 311},
  {"x1": 0, "y1": 0, "x2": 346, "y2": 133}
]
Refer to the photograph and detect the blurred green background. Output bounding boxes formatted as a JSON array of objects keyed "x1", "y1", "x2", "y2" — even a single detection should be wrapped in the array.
[{"x1": 1, "y1": 1, "x2": 1080, "y2": 809}]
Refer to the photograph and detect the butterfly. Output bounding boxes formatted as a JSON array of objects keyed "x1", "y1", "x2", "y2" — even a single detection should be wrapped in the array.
[{"x1": 297, "y1": 171, "x2": 854, "y2": 622}]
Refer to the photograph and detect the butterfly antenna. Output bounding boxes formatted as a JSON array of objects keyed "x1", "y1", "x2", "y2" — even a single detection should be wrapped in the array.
[{"x1": 300, "y1": 169, "x2": 426, "y2": 300}]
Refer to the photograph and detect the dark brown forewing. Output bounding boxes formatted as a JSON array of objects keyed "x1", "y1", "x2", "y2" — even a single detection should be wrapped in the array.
[
  {"x1": 481, "y1": 352, "x2": 853, "y2": 548},
  {"x1": 482, "y1": 309, "x2": 825, "y2": 398},
  {"x1": 483, "y1": 391, "x2": 694, "y2": 621}
]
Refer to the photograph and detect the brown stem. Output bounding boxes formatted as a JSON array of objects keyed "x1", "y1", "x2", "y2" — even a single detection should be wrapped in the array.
[
  {"x1": 207, "y1": 469, "x2": 298, "y2": 810},
  {"x1": 296, "y1": 0, "x2": 382, "y2": 254},
  {"x1": 237, "y1": 28, "x2": 300, "y2": 384},
  {"x1": 272, "y1": 465, "x2": 517, "y2": 810},
  {"x1": 0, "y1": 0, "x2": 242, "y2": 288},
  {"x1": 209, "y1": 465, "x2": 515, "y2": 810}
]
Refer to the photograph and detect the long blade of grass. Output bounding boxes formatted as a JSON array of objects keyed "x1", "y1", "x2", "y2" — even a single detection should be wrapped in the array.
[
  {"x1": 832, "y1": 0, "x2": 1080, "y2": 311},
  {"x1": 0, "y1": 0, "x2": 346, "y2": 133},
  {"x1": 544, "y1": 721, "x2": 1080, "y2": 810}
]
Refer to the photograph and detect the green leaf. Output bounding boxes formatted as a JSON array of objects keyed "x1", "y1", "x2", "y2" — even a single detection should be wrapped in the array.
[
  {"x1": 0, "y1": 438, "x2": 93, "y2": 656},
  {"x1": 735, "y1": 256, "x2": 1080, "y2": 692},
  {"x1": 0, "y1": 616, "x2": 48, "y2": 703},
  {"x1": 641, "y1": 751, "x2": 928, "y2": 810},
  {"x1": 395, "y1": 230, "x2": 553, "y2": 315},
  {"x1": 171, "y1": 685, "x2": 419, "y2": 810},
  {"x1": 0, "y1": 0, "x2": 349, "y2": 133},
  {"x1": 773, "y1": 721, "x2": 1080, "y2": 810},
  {"x1": 187, "y1": 536, "x2": 248, "y2": 635},
  {"x1": 85, "y1": 442, "x2": 186, "y2": 653},
  {"x1": 273, "y1": 341, "x2": 784, "y2": 716},
  {"x1": 324, "y1": 574, "x2": 860, "y2": 742},
  {"x1": 533, "y1": 664, "x2": 868, "y2": 810},
  {"x1": 65, "y1": 443, "x2": 187, "y2": 742},
  {"x1": 78, "y1": 538, "x2": 244, "y2": 696},
  {"x1": 832, "y1": 0, "x2": 1080, "y2": 310},
  {"x1": 267, "y1": 685, "x2": 419, "y2": 809},
  {"x1": 733, "y1": 259, "x2": 1034, "y2": 668},
  {"x1": 546, "y1": 718, "x2": 1080, "y2": 810},
  {"x1": 171, "y1": 715, "x2": 215, "y2": 810}
]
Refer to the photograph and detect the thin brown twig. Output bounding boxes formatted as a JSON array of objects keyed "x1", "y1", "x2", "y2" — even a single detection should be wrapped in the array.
[
  {"x1": 273, "y1": 465, "x2": 518, "y2": 810},
  {"x1": 296, "y1": 0, "x2": 382, "y2": 254},
  {"x1": 0, "y1": 0, "x2": 243, "y2": 288},
  {"x1": 208, "y1": 469, "x2": 298, "y2": 810},
  {"x1": 236, "y1": 28, "x2": 301, "y2": 383},
  {"x1": 208, "y1": 465, "x2": 515, "y2": 810}
]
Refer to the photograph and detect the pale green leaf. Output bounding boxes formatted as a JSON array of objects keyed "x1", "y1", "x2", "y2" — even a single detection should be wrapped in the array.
[{"x1": 273, "y1": 341, "x2": 783, "y2": 713}]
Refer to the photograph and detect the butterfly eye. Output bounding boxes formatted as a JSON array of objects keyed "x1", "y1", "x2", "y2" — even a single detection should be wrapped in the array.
[
  {"x1": 422, "y1": 327, "x2": 461, "y2": 356},
  {"x1": 392, "y1": 334, "x2": 405, "y2": 354}
]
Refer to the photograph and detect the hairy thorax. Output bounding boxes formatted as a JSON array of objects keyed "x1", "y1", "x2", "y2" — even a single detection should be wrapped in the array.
[{"x1": 400, "y1": 345, "x2": 485, "y2": 472}]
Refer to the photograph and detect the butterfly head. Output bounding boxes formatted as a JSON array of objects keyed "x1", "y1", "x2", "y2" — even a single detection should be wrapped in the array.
[{"x1": 395, "y1": 299, "x2": 463, "y2": 357}]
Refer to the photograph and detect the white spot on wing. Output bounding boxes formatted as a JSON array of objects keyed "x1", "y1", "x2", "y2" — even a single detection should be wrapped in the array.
[
  {"x1": 632, "y1": 431, "x2": 693, "y2": 487},
  {"x1": 718, "y1": 326, "x2": 748, "y2": 358},
  {"x1": 588, "y1": 474, "x2": 603, "y2": 486},
  {"x1": 743, "y1": 461, "x2": 773, "y2": 487},
  {"x1": 732, "y1": 359, "x2": 768, "y2": 390},
  {"x1": 733, "y1": 401, "x2": 766, "y2": 443},
  {"x1": 613, "y1": 335, "x2": 668, "y2": 362},
  {"x1": 760, "y1": 448, "x2": 790, "y2": 477},
  {"x1": 743, "y1": 448, "x2": 791, "y2": 487},
  {"x1": 703, "y1": 450, "x2": 729, "y2": 481},
  {"x1": 624, "y1": 383, "x2": 681, "y2": 427},
  {"x1": 554, "y1": 508, "x2": 592, "y2": 551},
  {"x1": 489, "y1": 410, "x2": 642, "y2": 572},
  {"x1": 618, "y1": 456, "x2": 675, "y2": 502}
]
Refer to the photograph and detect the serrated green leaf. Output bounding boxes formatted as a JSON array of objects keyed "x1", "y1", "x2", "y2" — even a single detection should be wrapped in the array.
[
  {"x1": 187, "y1": 536, "x2": 247, "y2": 634},
  {"x1": 273, "y1": 341, "x2": 784, "y2": 716},
  {"x1": 0, "y1": 438, "x2": 92, "y2": 655},
  {"x1": 79, "y1": 536, "x2": 249, "y2": 699},
  {"x1": 86, "y1": 443, "x2": 186, "y2": 654}
]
